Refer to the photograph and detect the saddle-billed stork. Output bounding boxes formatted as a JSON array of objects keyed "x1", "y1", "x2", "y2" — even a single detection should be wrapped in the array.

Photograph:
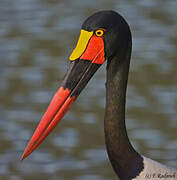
[{"x1": 21, "y1": 11, "x2": 177, "y2": 179}]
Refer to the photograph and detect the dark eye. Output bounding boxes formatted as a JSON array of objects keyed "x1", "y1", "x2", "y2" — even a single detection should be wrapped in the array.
[{"x1": 95, "y1": 29, "x2": 104, "y2": 37}]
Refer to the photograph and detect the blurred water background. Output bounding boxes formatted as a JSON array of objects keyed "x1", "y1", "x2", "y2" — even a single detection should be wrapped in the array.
[{"x1": 0, "y1": 0, "x2": 177, "y2": 179}]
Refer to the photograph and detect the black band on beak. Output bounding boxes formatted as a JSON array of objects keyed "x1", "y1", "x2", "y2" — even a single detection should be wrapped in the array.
[{"x1": 62, "y1": 59, "x2": 101, "y2": 97}]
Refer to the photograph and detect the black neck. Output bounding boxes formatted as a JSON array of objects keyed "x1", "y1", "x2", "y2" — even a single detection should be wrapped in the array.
[{"x1": 104, "y1": 39, "x2": 144, "y2": 179}]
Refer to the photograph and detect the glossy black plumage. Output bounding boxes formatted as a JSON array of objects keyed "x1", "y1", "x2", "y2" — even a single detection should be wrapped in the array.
[
  {"x1": 83, "y1": 11, "x2": 177, "y2": 179},
  {"x1": 81, "y1": 10, "x2": 144, "y2": 179}
]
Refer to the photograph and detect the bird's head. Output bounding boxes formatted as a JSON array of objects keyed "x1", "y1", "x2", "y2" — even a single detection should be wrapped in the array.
[
  {"x1": 21, "y1": 10, "x2": 131, "y2": 160},
  {"x1": 70, "y1": 10, "x2": 131, "y2": 63}
]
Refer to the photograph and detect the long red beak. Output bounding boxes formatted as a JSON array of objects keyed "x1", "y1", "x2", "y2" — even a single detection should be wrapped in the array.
[{"x1": 21, "y1": 32, "x2": 105, "y2": 160}]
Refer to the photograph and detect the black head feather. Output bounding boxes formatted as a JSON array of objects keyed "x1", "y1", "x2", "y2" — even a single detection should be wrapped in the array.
[{"x1": 82, "y1": 10, "x2": 132, "y2": 61}]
